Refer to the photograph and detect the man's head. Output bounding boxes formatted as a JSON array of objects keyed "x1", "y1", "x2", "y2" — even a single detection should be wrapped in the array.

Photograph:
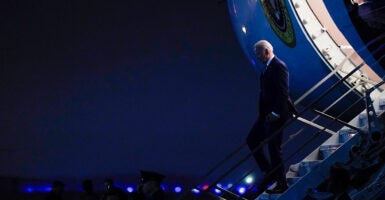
[{"x1": 254, "y1": 40, "x2": 274, "y2": 64}]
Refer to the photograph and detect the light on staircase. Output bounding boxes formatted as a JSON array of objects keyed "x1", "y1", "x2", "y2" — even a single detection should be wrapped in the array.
[
  {"x1": 214, "y1": 188, "x2": 222, "y2": 194},
  {"x1": 245, "y1": 175, "x2": 254, "y2": 184},
  {"x1": 191, "y1": 188, "x2": 200, "y2": 194},
  {"x1": 237, "y1": 186, "x2": 246, "y2": 194},
  {"x1": 225, "y1": 183, "x2": 233, "y2": 189}
]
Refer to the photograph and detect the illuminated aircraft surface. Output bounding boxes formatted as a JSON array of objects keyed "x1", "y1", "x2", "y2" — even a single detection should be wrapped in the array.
[
  {"x1": 228, "y1": 0, "x2": 385, "y2": 119},
  {"x1": 181, "y1": 0, "x2": 385, "y2": 200}
]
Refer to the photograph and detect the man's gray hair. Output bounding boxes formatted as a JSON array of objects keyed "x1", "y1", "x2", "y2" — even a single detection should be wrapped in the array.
[{"x1": 254, "y1": 40, "x2": 274, "y2": 53}]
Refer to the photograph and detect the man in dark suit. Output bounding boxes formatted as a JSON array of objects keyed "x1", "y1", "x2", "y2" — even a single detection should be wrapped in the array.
[{"x1": 246, "y1": 40, "x2": 295, "y2": 195}]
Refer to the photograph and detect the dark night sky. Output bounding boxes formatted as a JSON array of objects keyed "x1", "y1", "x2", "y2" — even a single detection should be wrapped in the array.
[{"x1": 0, "y1": 0, "x2": 258, "y2": 179}]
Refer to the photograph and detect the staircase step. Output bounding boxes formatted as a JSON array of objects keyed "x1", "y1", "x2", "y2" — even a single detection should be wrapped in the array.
[
  {"x1": 287, "y1": 163, "x2": 300, "y2": 177},
  {"x1": 338, "y1": 129, "x2": 357, "y2": 143},
  {"x1": 286, "y1": 160, "x2": 323, "y2": 178},
  {"x1": 319, "y1": 144, "x2": 341, "y2": 160},
  {"x1": 298, "y1": 160, "x2": 322, "y2": 176},
  {"x1": 287, "y1": 177, "x2": 301, "y2": 186},
  {"x1": 253, "y1": 183, "x2": 286, "y2": 200}
]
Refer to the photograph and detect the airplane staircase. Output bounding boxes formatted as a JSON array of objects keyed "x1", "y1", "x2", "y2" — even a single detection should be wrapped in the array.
[
  {"x1": 179, "y1": 80, "x2": 385, "y2": 200},
  {"x1": 178, "y1": 47, "x2": 385, "y2": 200},
  {"x1": 256, "y1": 82, "x2": 385, "y2": 200}
]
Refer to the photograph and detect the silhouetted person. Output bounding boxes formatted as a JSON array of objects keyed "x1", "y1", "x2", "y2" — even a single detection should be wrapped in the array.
[
  {"x1": 132, "y1": 170, "x2": 165, "y2": 200},
  {"x1": 79, "y1": 179, "x2": 99, "y2": 200},
  {"x1": 246, "y1": 40, "x2": 296, "y2": 196},
  {"x1": 348, "y1": 0, "x2": 385, "y2": 67},
  {"x1": 45, "y1": 180, "x2": 65, "y2": 200},
  {"x1": 326, "y1": 163, "x2": 352, "y2": 200},
  {"x1": 307, "y1": 162, "x2": 352, "y2": 200},
  {"x1": 101, "y1": 178, "x2": 129, "y2": 200},
  {"x1": 352, "y1": 0, "x2": 385, "y2": 31}
]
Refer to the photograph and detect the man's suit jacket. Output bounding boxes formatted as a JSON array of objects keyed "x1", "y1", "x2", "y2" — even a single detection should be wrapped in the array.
[{"x1": 259, "y1": 56, "x2": 292, "y2": 120}]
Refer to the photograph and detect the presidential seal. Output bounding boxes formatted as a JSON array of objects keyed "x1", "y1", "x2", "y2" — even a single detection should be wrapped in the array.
[{"x1": 260, "y1": 0, "x2": 296, "y2": 47}]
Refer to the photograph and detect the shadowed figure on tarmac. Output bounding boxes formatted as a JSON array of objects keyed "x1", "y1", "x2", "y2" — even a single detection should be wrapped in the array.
[
  {"x1": 79, "y1": 179, "x2": 99, "y2": 200},
  {"x1": 132, "y1": 170, "x2": 165, "y2": 200},
  {"x1": 101, "y1": 178, "x2": 129, "y2": 200},
  {"x1": 307, "y1": 163, "x2": 352, "y2": 200}
]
